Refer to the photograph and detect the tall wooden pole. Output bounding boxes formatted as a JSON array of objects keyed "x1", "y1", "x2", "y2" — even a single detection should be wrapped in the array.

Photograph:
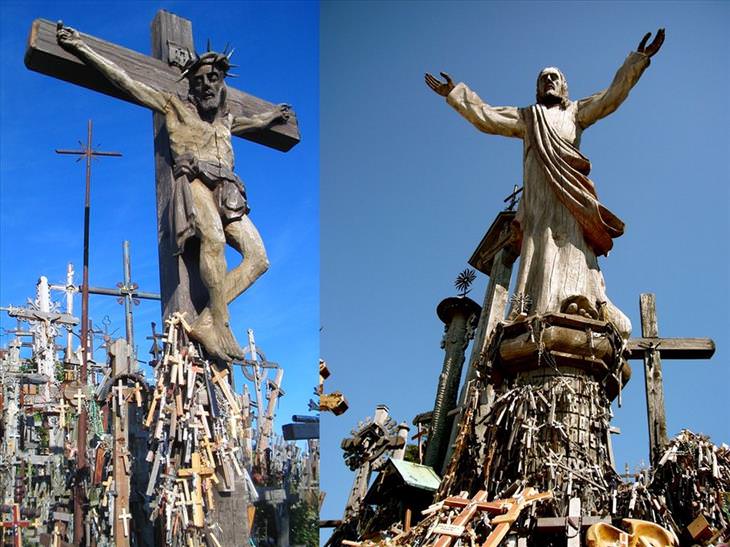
[
  {"x1": 639, "y1": 293, "x2": 669, "y2": 467},
  {"x1": 109, "y1": 340, "x2": 131, "y2": 547}
]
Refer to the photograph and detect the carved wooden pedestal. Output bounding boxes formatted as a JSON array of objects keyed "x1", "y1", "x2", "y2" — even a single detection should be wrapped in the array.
[{"x1": 476, "y1": 313, "x2": 629, "y2": 518}]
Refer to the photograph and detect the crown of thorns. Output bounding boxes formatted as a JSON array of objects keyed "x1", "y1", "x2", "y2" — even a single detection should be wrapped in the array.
[{"x1": 179, "y1": 41, "x2": 238, "y2": 80}]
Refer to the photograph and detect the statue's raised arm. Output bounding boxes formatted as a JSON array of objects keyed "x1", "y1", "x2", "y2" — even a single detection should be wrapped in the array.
[
  {"x1": 426, "y1": 70, "x2": 524, "y2": 138},
  {"x1": 576, "y1": 28, "x2": 665, "y2": 129},
  {"x1": 57, "y1": 23, "x2": 168, "y2": 113}
]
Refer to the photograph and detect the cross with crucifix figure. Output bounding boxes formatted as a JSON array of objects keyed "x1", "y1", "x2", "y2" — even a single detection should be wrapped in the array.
[
  {"x1": 625, "y1": 293, "x2": 715, "y2": 467},
  {"x1": 26, "y1": 13, "x2": 300, "y2": 365}
]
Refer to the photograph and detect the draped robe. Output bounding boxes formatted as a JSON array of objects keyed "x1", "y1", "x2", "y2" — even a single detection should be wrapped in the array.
[{"x1": 446, "y1": 52, "x2": 651, "y2": 337}]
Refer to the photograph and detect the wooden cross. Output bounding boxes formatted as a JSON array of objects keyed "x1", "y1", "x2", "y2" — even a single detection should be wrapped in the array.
[
  {"x1": 72, "y1": 389, "x2": 86, "y2": 410},
  {"x1": 210, "y1": 365, "x2": 241, "y2": 415},
  {"x1": 178, "y1": 452, "x2": 216, "y2": 527},
  {"x1": 101, "y1": 475, "x2": 114, "y2": 507},
  {"x1": 432, "y1": 488, "x2": 552, "y2": 547},
  {"x1": 26, "y1": 14, "x2": 300, "y2": 321},
  {"x1": 112, "y1": 380, "x2": 126, "y2": 414},
  {"x1": 127, "y1": 382, "x2": 143, "y2": 408},
  {"x1": 625, "y1": 293, "x2": 715, "y2": 467},
  {"x1": 55, "y1": 397, "x2": 69, "y2": 428},
  {"x1": 432, "y1": 490, "x2": 494, "y2": 547},
  {"x1": 1, "y1": 505, "x2": 32, "y2": 547}
]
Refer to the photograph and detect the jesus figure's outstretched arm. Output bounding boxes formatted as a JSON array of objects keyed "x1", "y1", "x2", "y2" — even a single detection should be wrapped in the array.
[
  {"x1": 57, "y1": 24, "x2": 168, "y2": 113},
  {"x1": 426, "y1": 71, "x2": 524, "y2": 138},
  {"x1": 576, "y1": 29, "x2": 665, "y2": 129}
]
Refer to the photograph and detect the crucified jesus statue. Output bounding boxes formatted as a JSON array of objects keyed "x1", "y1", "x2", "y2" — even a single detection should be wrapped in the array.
[
  {"x1": 57, "y1": 25, "x2": 290, "y2": 361},
  {"x1": 426, "y1": 29, "x2": 665, "y2": 338}
]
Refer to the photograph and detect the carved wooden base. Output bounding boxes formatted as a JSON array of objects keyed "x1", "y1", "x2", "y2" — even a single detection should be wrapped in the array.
[{"x1": 491, "y1": 312, "x2": 631, "y2": 401}]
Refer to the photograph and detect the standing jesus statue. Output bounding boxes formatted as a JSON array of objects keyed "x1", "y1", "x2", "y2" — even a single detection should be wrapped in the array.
[
  {"x1": 426, "y1": 30, "x2": 665, "y2": 338},
  {"x1": 57, "y1": 26, "x2": 290, "y2": 361}
]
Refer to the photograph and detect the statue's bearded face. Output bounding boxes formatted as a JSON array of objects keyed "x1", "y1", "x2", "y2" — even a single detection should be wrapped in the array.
[
  {"x1": 536, "y1": 68, "x2": 568, "y2": 106},
  {"x1": 190, "y1": 65, "x2": 225, "y2": 114}
]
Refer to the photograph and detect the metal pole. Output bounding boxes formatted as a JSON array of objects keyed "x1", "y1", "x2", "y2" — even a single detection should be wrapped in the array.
[
  {"x1": 56, "y1": 120, "x2": 122, "y2": 545},
  {"x1": 122, "y1": 241, "x2": 134, "y2": 349},
  {"x1": 74, "y1": 119, "x2": 93, "y2": 546}
]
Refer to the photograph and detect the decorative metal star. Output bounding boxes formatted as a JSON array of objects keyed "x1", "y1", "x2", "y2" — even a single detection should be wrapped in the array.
[{"x1": 455, "y1": 268, "x2": 477, "y2": 297}]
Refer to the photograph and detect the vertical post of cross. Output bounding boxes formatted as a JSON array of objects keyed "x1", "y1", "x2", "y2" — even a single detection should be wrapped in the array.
[
  {"x1": 639, "y1": 293, "x2": 669, "y2": 467},
  {"x1": 150, "y1": 12, "x2": 203, "y2": 322}
]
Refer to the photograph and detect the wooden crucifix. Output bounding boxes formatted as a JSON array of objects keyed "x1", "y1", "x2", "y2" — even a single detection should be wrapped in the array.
[
  {"x1": 25, "y1": 11, "x2": 293, "y2": 544},
  {"x1": 625, "y1": 293, "x2": 715, "y2": 467},
  {"x1": 26, "y1": 12, "x2": 300, "y2": 364}
]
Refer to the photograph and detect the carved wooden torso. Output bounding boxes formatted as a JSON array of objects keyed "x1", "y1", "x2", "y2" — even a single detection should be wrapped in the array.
[{"x1": 164, "y1": 95, "x2": 235, "y2": 169}]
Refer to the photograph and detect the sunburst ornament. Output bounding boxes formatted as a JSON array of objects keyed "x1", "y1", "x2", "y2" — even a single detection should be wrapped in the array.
[
  {"x1": 510, "y1": 292, "x2": 532, "y2": 315},
  {"x1": 455, "y1": 268, "x2": 477, "y2": 297}
]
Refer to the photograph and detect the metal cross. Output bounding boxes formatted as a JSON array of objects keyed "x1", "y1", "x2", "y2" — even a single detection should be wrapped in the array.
[
  {"x1": 56, "y1": 120, "x2": 121, "y2": 535},
  {"x1": 503, "y1": 184, "x2": 523, "y2": 211}
]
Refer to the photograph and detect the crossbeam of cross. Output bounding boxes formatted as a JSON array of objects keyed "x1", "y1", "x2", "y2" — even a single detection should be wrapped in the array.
[{"x1": 625, "y1": 293, "x2": 715, "y2": 467}]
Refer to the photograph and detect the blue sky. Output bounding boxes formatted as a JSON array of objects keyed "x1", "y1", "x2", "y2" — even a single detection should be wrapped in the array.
[
  {"x1": 320, "y1": 0, "x2": 729, "y2": 536},
  {"x1": 0, "y1": 1, "x2": 319, "y2": 429}
]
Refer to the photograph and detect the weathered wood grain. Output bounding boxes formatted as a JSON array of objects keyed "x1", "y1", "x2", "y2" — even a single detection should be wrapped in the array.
[
  {"x1": 639, "y1": 293, "x2": 668, "y2": 467},
  {"x1": 626, "y1": 337, "x2": 715, "y2": 360},
  {"x1": 25, "y1": 18, "x2": 300, "y2": 151}
]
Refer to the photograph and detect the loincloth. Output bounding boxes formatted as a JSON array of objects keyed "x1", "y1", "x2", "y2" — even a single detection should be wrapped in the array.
[{"x1": 170, "y1": 153, "x2": 249, "y2": 255}]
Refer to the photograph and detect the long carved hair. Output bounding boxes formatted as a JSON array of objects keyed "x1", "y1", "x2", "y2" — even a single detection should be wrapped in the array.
[{"x1": 535, "y1": 66, "x2": 570, "y2": 108}]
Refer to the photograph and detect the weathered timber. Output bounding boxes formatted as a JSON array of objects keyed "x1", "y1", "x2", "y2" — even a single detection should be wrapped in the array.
[
  {"x1": 150, "y1": 11, "x2": 202, "y2": 322},
  {"x1": 25, "y1": 18, "x2": 299, "y2": 151},
  {"x1": 109, "y1": 340, "x2": 131, "y2": 547},
  {"x1": 639, "y1": 293, "x2": 668, "y2": 467},
  {"x1": 626, "y1": 337, "x2": 715, "y2": 360},
  {"x1": 282, "y1": 422, "x2": 319, "y2": 440}
]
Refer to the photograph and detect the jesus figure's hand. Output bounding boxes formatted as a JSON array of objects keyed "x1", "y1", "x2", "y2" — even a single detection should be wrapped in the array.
[
  {"x1": 637, "y1": 28, "x2": 665, "y2": 58},
  {"x1": 425, "y1": 72, "x2": 455, "y2": 97},
  {"x1": 56, "y1": 23, "x2": 84, "y2": 50}
]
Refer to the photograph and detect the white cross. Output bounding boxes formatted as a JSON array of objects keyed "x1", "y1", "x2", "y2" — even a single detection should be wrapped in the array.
[
  {"x1": 118, "y1": 508, "x2": 132, "y2": 537},
  {"x1": 56, "y1": 398, "x2": 69, "y2": 428},
  {"x1": 72, "y1": 390, "x2": 86, "y2": 410}
]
